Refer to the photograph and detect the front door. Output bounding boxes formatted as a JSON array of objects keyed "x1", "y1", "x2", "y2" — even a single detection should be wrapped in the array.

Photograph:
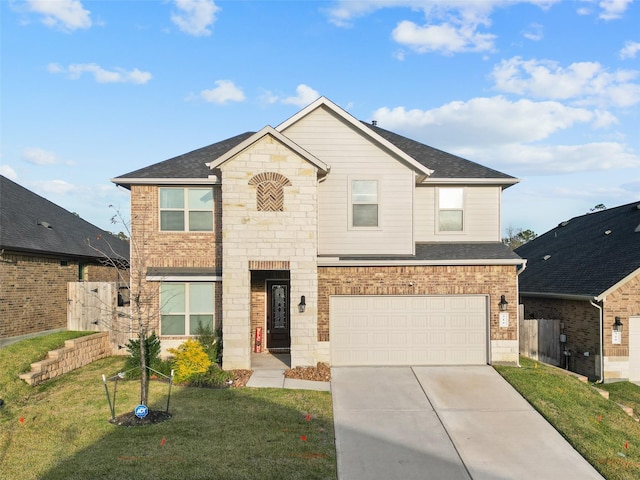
[{"x1": 266, "y1": 280, "x2": 290, "y2": 351}]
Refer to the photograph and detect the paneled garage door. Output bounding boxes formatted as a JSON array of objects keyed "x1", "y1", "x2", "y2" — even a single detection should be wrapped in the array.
[{"x1": 330, "y1": 295, "x2": 488, "y2": 366}]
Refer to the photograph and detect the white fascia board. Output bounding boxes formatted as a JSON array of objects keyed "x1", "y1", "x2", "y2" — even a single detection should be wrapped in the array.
[
  {"x1": 276, "y1": 96, "x2": 434, "y2": 177},
  {"x1": 111, "y1": 177, "x2": 220, "y2": 187},
  {"x1": 206, "y1": 126, "x2": 328, "y2": 173},
  {"x1": 419, "y1": 178, "x2": 520, "y2": 187},
  {"x1": 317, "y1": 258, "x2": 525, "y2": 267},
  {"x1": 519, "y1": 291, "x2": 596, "y2": 302},
  {"x1": 594, "y1": 266, "x2": 640, "y2": 302}
]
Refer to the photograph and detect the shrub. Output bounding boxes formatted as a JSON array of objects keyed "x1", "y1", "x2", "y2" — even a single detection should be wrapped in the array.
[
  {"x1": 123, "y1": 332, "x2": 162, "y2": 379},
  {"x1": 188, "y1": 364, "x2": 235, "y2": 388},
  {"x1": 168, "y1": 339, "x2": 212, "y2": 383},
  {"x1": 194, "y1": 322, "x2": 223, "y2": 365}
]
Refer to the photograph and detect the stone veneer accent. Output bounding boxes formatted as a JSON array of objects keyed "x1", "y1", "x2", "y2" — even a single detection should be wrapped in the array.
[
  {"x1": 221, "y1": 134, "x2": 319, "y2": 370},
  {"x1": 19, "y1": 332, "x2": 111, "y2": 386}
]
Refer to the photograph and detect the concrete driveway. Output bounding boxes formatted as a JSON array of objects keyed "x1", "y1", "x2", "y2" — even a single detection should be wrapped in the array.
[{"x1": 331, "y1": 366, "x2": 604, "y2": 480}]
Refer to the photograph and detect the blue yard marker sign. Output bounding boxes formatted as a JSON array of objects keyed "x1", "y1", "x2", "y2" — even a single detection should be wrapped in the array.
[{"x1": 135, "y1": 404, "x2": 149, "y2": 419}]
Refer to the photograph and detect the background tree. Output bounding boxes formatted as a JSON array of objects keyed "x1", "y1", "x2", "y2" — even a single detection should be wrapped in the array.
[
  {"x1": 502, "y1": 226, "x2": 537, "y2": 250},
  {"x1": 589, "y1": 203, "x2": 606, "y2": 213}
]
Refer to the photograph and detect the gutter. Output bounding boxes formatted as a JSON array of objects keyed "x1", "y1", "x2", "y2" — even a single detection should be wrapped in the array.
[
  {"x1": 516, "y1": 262, "x2": 527, "y2": 368},
  {"x1": 590, "y1": 299, "x2": 604, "y2": 383}
]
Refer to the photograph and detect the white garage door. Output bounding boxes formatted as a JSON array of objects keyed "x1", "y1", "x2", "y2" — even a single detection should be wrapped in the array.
[{"x1": 330, "y1": 295, "x2": 488, "y2": 366}]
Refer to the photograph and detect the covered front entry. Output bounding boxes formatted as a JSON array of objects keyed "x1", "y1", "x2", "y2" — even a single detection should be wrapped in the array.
[
  {"x1": 330, "y1": 295, "x2": 488, "y2": 366},
  {"x1": 250, "y1": 271, "x2": 291, "y2": 354}
]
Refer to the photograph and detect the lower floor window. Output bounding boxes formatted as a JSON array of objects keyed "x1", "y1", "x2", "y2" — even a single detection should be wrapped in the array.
[{"x1": 160, "y1": 282, "x2": 214, "y2": 335}]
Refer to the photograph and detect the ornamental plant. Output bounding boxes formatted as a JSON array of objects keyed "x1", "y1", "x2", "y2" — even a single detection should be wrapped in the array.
[{"x1": 168, "y1": 339, "x2": 212, "y2": 383}]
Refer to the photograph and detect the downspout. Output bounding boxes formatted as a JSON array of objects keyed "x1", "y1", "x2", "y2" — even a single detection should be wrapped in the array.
[
  {"x1": 516, "y1": 261, "x2": 527, "y2": 368},
  {"x1": 590, "y1": 299, "x2": 604, "y2": 383}
]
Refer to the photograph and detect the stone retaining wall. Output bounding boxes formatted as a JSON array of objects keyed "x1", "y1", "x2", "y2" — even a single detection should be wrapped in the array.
[{"x1": 19, "y1": 332, "x2": 111, "y2": 386}]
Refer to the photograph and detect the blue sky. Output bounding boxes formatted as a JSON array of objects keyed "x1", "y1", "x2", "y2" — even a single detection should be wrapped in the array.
[{"x1": 1, "y1": 0, "x2": 639, "y2": 237}]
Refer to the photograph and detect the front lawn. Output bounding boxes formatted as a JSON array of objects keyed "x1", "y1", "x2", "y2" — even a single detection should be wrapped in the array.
[
  {"x1": 0, "y1": 334, "x2": 336, "y2": 480},
  {"x1": 496, "y1": 357, "x2": 640, "y2": 480}
]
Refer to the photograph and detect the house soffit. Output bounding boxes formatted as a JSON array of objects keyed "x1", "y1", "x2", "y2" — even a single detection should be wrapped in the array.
[
  {"x1": 205, "y1": 126, "x2": 328, "y2": 173},
  {"x1": 275, "y1": 96, "x2": 434, "y2": 179}
]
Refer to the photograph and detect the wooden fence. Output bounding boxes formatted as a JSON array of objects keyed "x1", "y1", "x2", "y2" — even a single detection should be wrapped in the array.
[
  {"x1": 519, "y1": 317, "x2": 562, "y2": 366},
  {"x1": 67, "y1": 282, "x2": 131, "y2": 354}
]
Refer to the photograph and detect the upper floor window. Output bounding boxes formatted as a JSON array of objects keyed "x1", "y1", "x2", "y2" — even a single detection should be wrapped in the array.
[
  {"x1": 351, "y1": 179, "x2": 378, "y2": 227},
  {"x1": 160, "y1": 282, "x2": 214, "y2": 335},
  {"x1": 159, "y1": 187, "x2": 213, "y2": 232},
  {"x1": 438, "y1": 187, "x2": 464, "y2": 232}
]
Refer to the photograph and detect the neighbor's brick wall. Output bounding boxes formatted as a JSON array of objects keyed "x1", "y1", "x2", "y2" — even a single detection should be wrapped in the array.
[
  {"x1": 603, "y1": 274, "x2": 640, "y2": 357},
  {"x1": 19, "y1": 332, "x2": 111, "y2": 386},
  {"x1": 520, "y1": 296, "x2": 599, "y2": 378},
  {"x1": 0, "y1": 252, "x2": 78, "y2": 339},
  {"x1": 128, "y1": 185, "x2": 222, "y2": 338},
  {"x1": 318, "y1": 264, "x2": 519, "y2": 342},
  {"x1": 84, "y1": 263, "x2": 129, "y2": 283}
]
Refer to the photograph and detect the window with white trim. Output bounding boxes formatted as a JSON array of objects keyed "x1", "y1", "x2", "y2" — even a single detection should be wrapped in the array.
[
  {"x1": 351, "y1": 179, "x2": 378, "y2": 227},
  {"x1": 159, "y1": 188, "x2": 213, "y2": 232},
  {"x1": 438, "y1": 187, "x2": 464, "y2": 232},
  {"x1": 160, "y1": 282, "x2": 214, "y2": 335}
]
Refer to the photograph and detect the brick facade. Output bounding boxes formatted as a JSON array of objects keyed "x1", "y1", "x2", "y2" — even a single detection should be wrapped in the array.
[
  {"x1": 0, "y1": 252, "x2": 126, "y2": 342},
  {"x1": 318, "y1": 264, "x2": 519, "y2": 363},
  {"x1": 521, "y1": 273, "x2": 640, "y2": 380}
]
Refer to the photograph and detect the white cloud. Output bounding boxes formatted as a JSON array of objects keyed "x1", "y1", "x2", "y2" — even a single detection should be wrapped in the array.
[
  {"x1": 620, "y1": 41, "x2": 640, "y2": 60},
  {"x1": 48, "y1": 63, "x2": 152, "y2": 84},
  {"x1": 522, "y1": 22, "x2": 543, "y2": 41},
  {"x1": 31, "y1": 179, "x2": 77, "y2": 195},
  {"x1": 598, "y1": 0, "x2": 632, "y2": 20},
  {"x1": 491, "y1": 57, "x2": 640, "y2": 108},
  {"x1": 171, "y1": 0, "x2": 220, "y2": 36},
  {"x1": 199, "y1": 80, "x2": 245, "y2": 104},
  {"x1": 0, "y1": 164, "x2": 17, "y2": 180},
  {"x1": 27, "y1": 0, "x2": 91, "y2": 31},
  {"x1": 282, "y1": 84, "x2": 320, "y2": 107},
  {"x1": 372, "y1": 96, "x2": 597, "y2": 146},
  {"x1": 392, "y1": 19, "x2": 496, "y2": 54},
  {"x1": 22, "y1": 147, "x2": 60, "y2": 165}
]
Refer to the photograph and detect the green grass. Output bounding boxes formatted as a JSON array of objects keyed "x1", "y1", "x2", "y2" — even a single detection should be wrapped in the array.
[
  {"x1": 0, "y1": 334, "x2": 336, "y2": 480},
  {"x1": 496, "y1": 357, "x2": 640, "y2": 480}
]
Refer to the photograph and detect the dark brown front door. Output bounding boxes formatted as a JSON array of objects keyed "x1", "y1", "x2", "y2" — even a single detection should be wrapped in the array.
[{"x1": 266, "y1": 280, "x2": 290, "y2": 351}]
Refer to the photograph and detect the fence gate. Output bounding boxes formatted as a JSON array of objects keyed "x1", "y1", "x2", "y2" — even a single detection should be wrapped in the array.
[
  {"x1": 519, "y1": 317, "x2": 562, "y2": 366},
  {"x1": 67, "y1": 282, "x2": 131, "y2": 354}
]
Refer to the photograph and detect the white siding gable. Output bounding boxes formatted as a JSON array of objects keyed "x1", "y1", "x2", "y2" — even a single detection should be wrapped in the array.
[{"x1": 282, "y1": 106, "x2": 414, "y2": 256}]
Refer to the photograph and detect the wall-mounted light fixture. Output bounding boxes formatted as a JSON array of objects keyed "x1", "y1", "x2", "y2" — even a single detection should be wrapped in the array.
[
  {"x1": 499, "y1": 295, "x2": 509, "y2": 312},
  {"x1": 613, "y1": 316, "x2": 624, "y2": 333},
  {"x1": 298, "y1": 295, "x2": 306, "y2": 313}
]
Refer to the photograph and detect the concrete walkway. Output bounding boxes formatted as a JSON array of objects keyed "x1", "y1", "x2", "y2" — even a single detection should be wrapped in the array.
[
  {"x1": 332, "y1": 366, "x2": 604, "y2": 480},
  {"x1": 245, "y1": 352, "x2": 331, "y2": 391}
]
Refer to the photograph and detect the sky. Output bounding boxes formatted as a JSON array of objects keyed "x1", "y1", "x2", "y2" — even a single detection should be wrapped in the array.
[{"x1": 1, "y1": 0, "x2": 639, "y2": 238}]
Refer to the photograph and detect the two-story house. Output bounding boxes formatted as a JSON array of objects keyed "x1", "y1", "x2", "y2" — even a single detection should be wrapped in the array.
[{"x1": 112, "y1": 97, "x2": 524, "y2": 370}]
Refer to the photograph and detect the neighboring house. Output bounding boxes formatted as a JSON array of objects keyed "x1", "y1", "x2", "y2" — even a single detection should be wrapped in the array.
[
  {"x1": 516, "y1": 201, "x2": 640, "y2": 381},
  {"x1": 112, "y1": 97, "x2": 524, "y2": 370},
  {"x1": 0, "y1": 176, "x2": 130, "y2": 346}
]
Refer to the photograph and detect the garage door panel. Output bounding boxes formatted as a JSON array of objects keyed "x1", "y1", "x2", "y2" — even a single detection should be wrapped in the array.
[{"x1": 331, "y1": 295, "x2": 487, "y2": 366}]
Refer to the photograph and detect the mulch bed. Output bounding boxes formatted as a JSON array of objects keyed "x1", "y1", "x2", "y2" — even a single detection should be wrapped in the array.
[
  {"x1": 109, "y1": 409, "x2": 172, "y2": 427},
  {"x1": 284, "y1": 362, "x2": 331, "y2": 382}
]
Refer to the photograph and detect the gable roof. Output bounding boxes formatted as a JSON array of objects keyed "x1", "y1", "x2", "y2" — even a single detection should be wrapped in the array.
[
  {"x1": 112, "y1": 97, "x2": 517, "y2": 187},
  {"x1": 364, "y1": 123, "x2": 518, "y2": 184},
  {"x1": 206, "y1": 126, "x2": 328, "y2": 173},
  {"x1": 0, "y1": 176, "x2": 129, "y2": 264},
  {"x1": 515, "y1": 201, "x2": 640, "y2": 300}
]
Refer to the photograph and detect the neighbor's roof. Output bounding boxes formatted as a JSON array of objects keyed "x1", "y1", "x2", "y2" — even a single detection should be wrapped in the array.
[
  {"x1": 515, "y1": 201, "x2": 640, "y2": 300},
  {"x1": 0, "y1": 175, "x2": 130, "y2": 263},
  {"x1": 113, "y1": 101, "x2": 517, "y2": 186}
]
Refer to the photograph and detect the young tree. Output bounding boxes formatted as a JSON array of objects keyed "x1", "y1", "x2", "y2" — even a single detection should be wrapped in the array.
[
  {"x1": 89, "y1": 206, "x2": 159, "y2": 406},
  {"x1": 502, "y1": 226, "x2": 537, "y2": 250}
]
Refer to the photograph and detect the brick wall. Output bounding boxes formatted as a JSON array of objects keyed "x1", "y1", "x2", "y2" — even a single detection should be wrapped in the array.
[
  {"x1": 521, "y1": 296, "x2": 599, "y2": 378},
  {"x1": 128, "y1": 185, "x2": 222, "y2": 340},
  {"x1": 0, "y1": 252, "x2": 78, "y2": 339},
  {"x1": 603, "y1": 274, "x2": 640, "y2": 356},
  {"x1": 18, "y1": 332, "x2": 111, "y2": 386},
  {"x1": 318, "y1": 264, "x2": 519, "y2": 342}
]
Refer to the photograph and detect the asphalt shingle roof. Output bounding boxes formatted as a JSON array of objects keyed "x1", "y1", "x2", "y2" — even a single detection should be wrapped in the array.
[
  {"x1": 339, "y1": 242, "x2": 522, "y2": 262},
  {"x1": 0, "y1": 176, "x2": 130, "y2": 263},
  {"x1": 515, "y1": 201, "x2": 640, "y2": 298},
  {"x1": 113, "y1": 123, "x2": 515, "y2": 183}
]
